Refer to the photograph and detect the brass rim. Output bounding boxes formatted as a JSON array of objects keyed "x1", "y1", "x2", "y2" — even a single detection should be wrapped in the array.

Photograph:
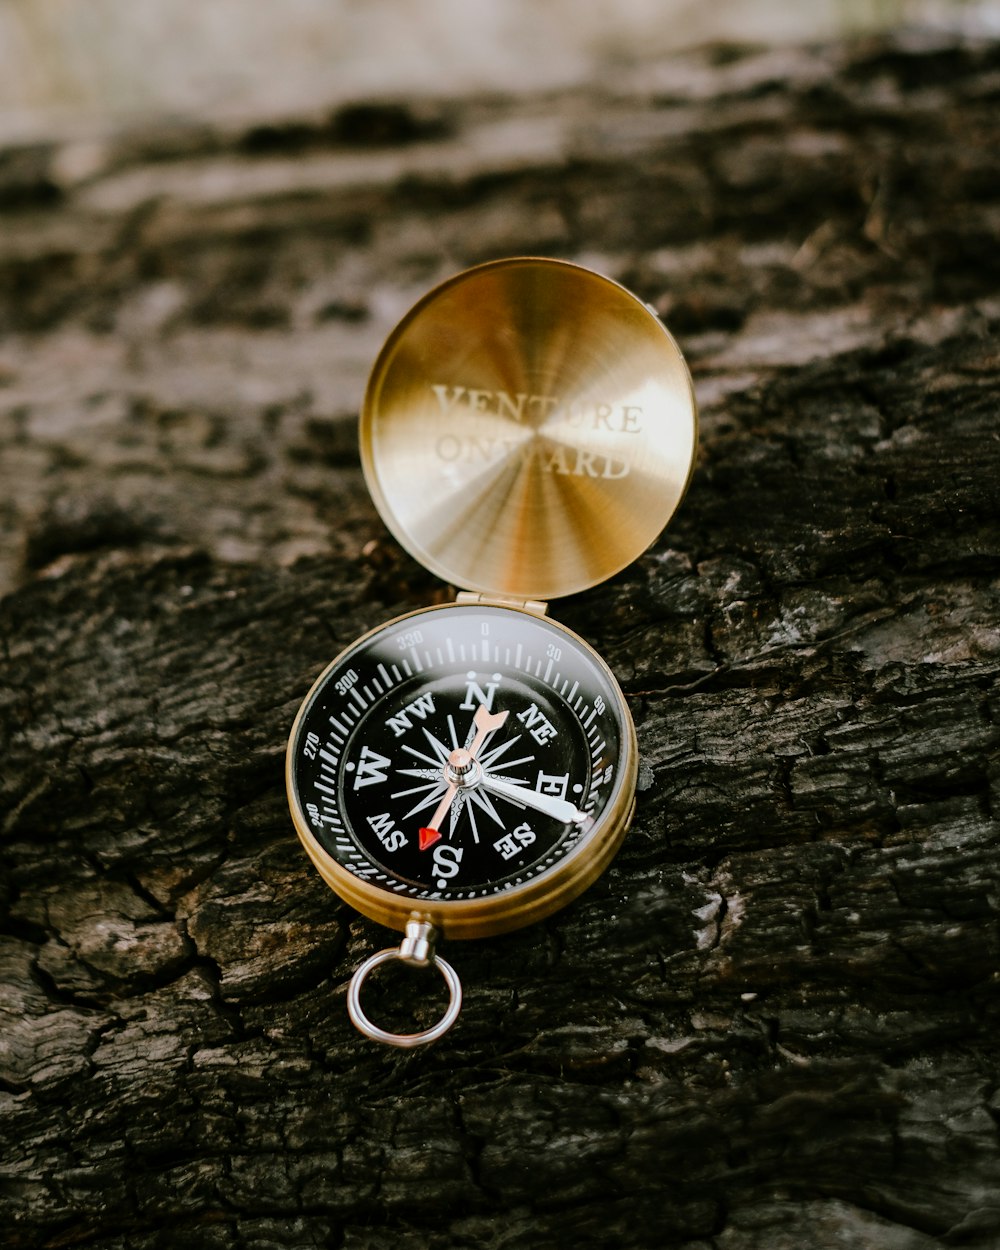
[{"x1": 360, "y1": 257, "x2": 698, "y2": 602}]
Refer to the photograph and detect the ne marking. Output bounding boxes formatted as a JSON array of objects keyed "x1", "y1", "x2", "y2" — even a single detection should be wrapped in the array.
[
  {"x1": 329, "y1": 715, "x2": 349, "y2": 739},
  {"x1": 378, "y1": 663, "x2": 393, "y2": 688},
  {"x1": 410, "y1": 647, "x2": 424, "y2": 673},
  {"x1": 446, "y1": 637, "x2": 456, "y2": 662}
]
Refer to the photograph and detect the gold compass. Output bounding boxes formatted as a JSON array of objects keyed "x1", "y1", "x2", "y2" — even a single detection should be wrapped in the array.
[{"x1": 287, "y1": 258, "x2": 697, "y2": 1046}]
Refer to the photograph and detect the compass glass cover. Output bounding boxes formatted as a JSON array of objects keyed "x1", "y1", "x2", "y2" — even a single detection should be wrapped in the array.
[{"x1": 288, "y1": 604, "x2": 628, "y2": 905}]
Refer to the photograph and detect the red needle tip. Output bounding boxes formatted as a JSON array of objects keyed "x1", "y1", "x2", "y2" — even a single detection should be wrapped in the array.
[{"x1": 418, "y1": 827, "x2": 442, "y2": 851}]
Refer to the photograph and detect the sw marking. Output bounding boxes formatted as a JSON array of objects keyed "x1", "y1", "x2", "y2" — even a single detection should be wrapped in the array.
[{"x1": 366, "y1": 812, "x2": 406, "y2": 854}]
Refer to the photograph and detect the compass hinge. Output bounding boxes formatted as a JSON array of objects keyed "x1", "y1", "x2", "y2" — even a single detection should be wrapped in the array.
[{"x1": 456, "y1": 591, "x2": 548, "y2": 617}]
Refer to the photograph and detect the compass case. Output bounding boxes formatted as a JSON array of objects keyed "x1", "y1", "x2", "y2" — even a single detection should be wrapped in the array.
[{"x1": 361, "y1": 257, "x2": 698, "y2": 602}]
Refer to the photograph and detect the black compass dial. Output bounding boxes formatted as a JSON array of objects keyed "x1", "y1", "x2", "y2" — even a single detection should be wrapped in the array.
[{"x1": 289, "y1": 603, "x2": 628, "y2": 903}]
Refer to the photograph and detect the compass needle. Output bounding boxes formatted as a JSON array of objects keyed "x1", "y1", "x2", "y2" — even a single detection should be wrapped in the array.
[{"x1": 287, "y1": 256, "x2": 696, "y2": 1046}]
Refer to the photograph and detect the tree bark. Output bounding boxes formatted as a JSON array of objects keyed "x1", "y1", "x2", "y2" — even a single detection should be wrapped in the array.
[{"x1": 2, "y1": 33, "x2": 999, "y2": 1250}]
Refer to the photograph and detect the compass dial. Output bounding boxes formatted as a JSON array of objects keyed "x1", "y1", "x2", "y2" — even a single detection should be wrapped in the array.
[{"x1": 287, "y1": 603, "x2": 636, "y2": 939}]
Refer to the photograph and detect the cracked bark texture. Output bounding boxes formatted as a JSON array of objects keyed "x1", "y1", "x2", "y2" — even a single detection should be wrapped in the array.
[{"x1": 2, "y1": 33, "x2": 1000, "y2": 1250}]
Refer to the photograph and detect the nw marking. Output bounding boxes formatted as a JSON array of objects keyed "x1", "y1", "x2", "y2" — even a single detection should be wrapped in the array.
[{"x1": 385, "y1": 692, "x2": 436, "y2": 738}]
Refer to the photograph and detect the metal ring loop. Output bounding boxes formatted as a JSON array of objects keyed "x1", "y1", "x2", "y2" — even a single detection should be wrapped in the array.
[{"x1": 347, "y1": 947, "x2": 462, "y2": 1048}]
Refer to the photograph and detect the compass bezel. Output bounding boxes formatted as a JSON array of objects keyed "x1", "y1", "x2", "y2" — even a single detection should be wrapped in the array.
[{"x1": 286, "y1": 602, "x2": 637, "y2": 940}]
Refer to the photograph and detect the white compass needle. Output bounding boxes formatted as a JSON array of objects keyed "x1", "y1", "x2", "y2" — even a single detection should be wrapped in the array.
[{"x1": 478, "y1": 774, "x2": 587, "y2": 824}]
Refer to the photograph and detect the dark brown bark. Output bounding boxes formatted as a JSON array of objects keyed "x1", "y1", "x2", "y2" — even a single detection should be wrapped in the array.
[{"x1": 2, "y1": 34, "x2": 999, "y2": 1250}]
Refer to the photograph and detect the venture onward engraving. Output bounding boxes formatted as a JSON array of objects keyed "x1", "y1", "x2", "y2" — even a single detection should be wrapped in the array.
[{"x1": 430, "y1": 383, "x2": 645, "y2": 479}]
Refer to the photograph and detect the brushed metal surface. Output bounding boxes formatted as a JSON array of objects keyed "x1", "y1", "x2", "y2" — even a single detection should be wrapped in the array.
[{"x1": 361, "y1": 257, "x2": 698, "y2": 601}]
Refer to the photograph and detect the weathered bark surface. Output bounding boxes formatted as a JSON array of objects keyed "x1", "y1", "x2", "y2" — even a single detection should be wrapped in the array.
[{"x1": 2, "y1": 34, "x2": 999, "y2": 1250}]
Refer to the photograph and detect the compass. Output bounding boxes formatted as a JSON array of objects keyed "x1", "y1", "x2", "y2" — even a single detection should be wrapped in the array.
[{"x1": 286, "y1": 257, "x2": 698, "y2": 1046}]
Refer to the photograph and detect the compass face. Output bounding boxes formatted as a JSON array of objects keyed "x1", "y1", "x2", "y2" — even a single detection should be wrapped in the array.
[{"x1": 287, "y1": 603, "x2": 635, "y2": 935}]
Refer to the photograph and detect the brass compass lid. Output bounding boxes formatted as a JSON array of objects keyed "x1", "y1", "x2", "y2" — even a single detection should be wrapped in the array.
[{"x1": 360, "y1": 257, "x2": 698, "y2": 602}]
